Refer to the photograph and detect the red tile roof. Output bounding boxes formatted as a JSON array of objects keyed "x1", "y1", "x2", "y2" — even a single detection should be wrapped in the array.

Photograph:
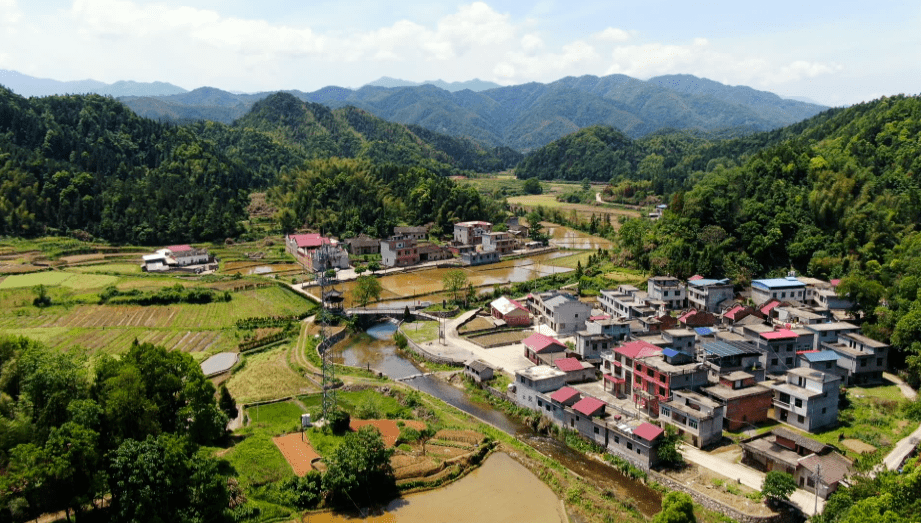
[
  {"x1": 523, "y1": 333, "x2": 566, "y2": 353},
  {"x1": 760, "y1": 301, "x2": 781, "y2": 315},
  {"x1": 633, "y1": 422, "x2": 664, "y2": 441},
  {"x1": 289, "y1": 233, "x2": 331, "y2": 249},
  {"x1": 689, "y1": 275, "x2": 704, "y2": 281},
  {"x1": 166, "y1": 244, "x2": 193, "y2": 253},
  {"x1": 590, "y1": 314, "x2": 611, "y2": 321},
  {"x1": 761, "y1": 329, "x2": 798, "y2": 340},
  {"x1": 614, "y1": 340, "x2": 662, "y2": 360},
  {"x1": 830, "y1": 279, "x2": 841, "y2": 287},
  {"x1": 572, "y1": 396, "x2": 606, "y2": 417},
  {"x1": 550, "y1": 386, "x2": 580, "y2": 403},
  {"x1": 724, "y1": 305, "x2": 745, "y2": 320},
  {"x1": 554, "y1": 357, "x2": 585, "y2": 373},
  {"x1": 678, "y1": 310, "x2": 695, "y2": 322}
]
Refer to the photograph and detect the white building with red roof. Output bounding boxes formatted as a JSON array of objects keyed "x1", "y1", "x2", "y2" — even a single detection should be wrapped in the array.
[
  {"x1": 600, "y1": 340, "x2": 662, "y2": 396},
  {"x1": 553, "y1": 357, "x2": 596, "y2": 383},
  {"x1": 522, "y1": 332, "x2": 567, "y2": 365},
  {"x1": 490, "y1": 297, "x2": 531, "y2": 326},
  {"x1": 285, "y1": 233, "x2": 349, "y2": 271},
  {"x1": 142, "y1": 244, "x2": 209, "y2": 271}
]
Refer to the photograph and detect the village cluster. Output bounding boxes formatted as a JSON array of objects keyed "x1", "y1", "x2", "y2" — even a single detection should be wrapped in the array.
[{"x1": 465, "y1": 273, "x2": 880, "y2": 501}]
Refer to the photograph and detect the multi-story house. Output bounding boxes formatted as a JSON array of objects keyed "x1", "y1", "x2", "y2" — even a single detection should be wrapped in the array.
[
  {"x1": 744, "y1": 326, "x2": 802, "y2": 375},
  {"x1": 481, "y1": 231, "x2": 516, "y2": 255},
  {"x1": 393, "y1": 226, "x2": 427, "y2": 240},
  {"x1": 646, "y1": 276, "x2": 687, "y2": 310},
  {"x1": 702, "y1": 371, "x2": 772, "y2": 430},
  {"x1": 523, "y1": 333, "x2": 567, "y2": 365},
  {"x1": 600, "y1": 340, "x2": 661, "y2": 396},
  {"x1": 453, "y1": 221, "x2": 492, "y2": 245},
  {"x1": 575, "y1": 318, "x2": 631, "y2": 362},
  {"x1": 687, "y1": 278, "x2": 735, "y2": 312},
  {"x1": 598, "y1": 286, "x2": 656, "y2": 319},
  {"x1": 768, "y1": 367, "x2": 840, "y2": 432},
  {"x1": 660, "y1": 390, "x2": 724, "y2": 448},
  {"x1": 699, "y1": 340, "x2": 764, "y2": 381},
  {"x1": 751, "y1": 276, "x2": 806, "y2": 305},
  {"x1": 514, "y1": 365, "x2": 567, "y2": 411},
  {"x1": 822, "y1": 332, "x2": 889, "y2": 385},
  {"x1": 632, "y1": 349, "x2": 709, "y2": 416},
  {"x1": 528, "y1": 291, "x2": 592, "y2": 335},
  {"x1": 380, "y1": 237, "x2": 419, "y2": 267},
  {"x1": 803, "y1": 322, "x2": 860, "y2": 351}
]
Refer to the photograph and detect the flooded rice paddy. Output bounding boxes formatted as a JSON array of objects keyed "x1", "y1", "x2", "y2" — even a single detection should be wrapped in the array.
[
  {"x1": 307, "y1": 452, "x2": 567, "y2": 523},
  {"x1": 222, "y1": 262, "x2": 303, "y2": 276},
  {"x1": 543, "y1": 223, "x2": 615, "y2": 250}
]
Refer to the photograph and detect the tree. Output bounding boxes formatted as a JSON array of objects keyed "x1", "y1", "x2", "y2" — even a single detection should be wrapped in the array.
[
  {"x1": 353, "y1": 275, "x2": 382, "y2": 308},
  {"x1": 325, "y1": 408, "x2": 351, "y2": 435},
  {"x1": 367, "y1": 261, "x2": 381, "y2": 273},
  {"x1": 762, "y1": 470, "x2": 796, "y2": 505},
  {"x1": 322, "y1": 425, "x2": 395, "y2": 508},
  {"x1": 443, "y1": 270, "x2": 468, "y2": 304},
  {"x1": 32, "y1": 285, "x2": 51, "y2": 308},
  {"x1": 219, "y1": 385, "x2": 238, "y2": 420},
  {"x1": 653, "y1": 491, "x2": 696, "y2": 523},
  {"x1": 656, "y1": 424, "x2": 684, "y2": 466},
  {"x1": 523, "y1": 177, "x2": 543, "y2": 195}
]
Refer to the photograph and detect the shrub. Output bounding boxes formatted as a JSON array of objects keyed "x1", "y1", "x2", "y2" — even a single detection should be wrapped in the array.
[{"x1": 326, "y1": 408, "x2": 350, "y2": 435}]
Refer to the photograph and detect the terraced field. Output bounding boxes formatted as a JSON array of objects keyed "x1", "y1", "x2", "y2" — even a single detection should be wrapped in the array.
[{"x1": 0, "y1": 263, "x2": 314, "y2": 356}]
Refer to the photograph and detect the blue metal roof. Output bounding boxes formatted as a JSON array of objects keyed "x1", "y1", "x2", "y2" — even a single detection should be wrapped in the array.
[
  {"x1": 752, "y1": 277, "x2": 805, "y2": 290},
  {"x1": 695, "y1": 327, "x2": 715, "y2": 336},
  {"x1": 801, "y1": 351, "x2": 839, "y2": 363},
  {"x1": 662, "y1": 348, "x2": 680, "y2": 358}
]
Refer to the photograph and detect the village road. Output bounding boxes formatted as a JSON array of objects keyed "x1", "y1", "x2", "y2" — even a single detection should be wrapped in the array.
[{"x1": 437, "y1": 309, "x2": 534, "y2": 373}]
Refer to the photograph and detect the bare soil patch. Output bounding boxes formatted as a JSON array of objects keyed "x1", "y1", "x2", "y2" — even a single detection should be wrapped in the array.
[
  {"x1": 349, "y1": 419, "x2": 426, "y2": 447},
  {"x1": 273, "y1": 433, "x2": 320, "y2": 477},
  {"x1": 842, "y1": 439, "x2": 877, "y2": 454}
]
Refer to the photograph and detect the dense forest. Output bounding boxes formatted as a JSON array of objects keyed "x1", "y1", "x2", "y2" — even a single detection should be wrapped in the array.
[
  {"x1": 0, "y1": 87, "x2": 515, "y2": 245},
  {"x1": 0, "y1": 337, "x2": 229, "y2": 522}
]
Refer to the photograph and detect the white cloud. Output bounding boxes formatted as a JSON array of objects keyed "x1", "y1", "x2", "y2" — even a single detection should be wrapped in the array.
[
  {"x1": 0, "y1": 0, "x2": 21, "y2": 25},
  {"x1": 595, "y1": 27, "x2": 630, "y2": 42}
]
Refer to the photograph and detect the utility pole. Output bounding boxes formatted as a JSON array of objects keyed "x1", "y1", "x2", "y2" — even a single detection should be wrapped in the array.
[{"x1": 813, "y1": 463, "x2": 822, "y2": 516}]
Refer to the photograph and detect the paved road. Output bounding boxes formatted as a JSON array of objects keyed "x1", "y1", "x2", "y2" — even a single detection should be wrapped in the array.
[
  {"x1": 433, "y1": 309, "x2": 534, "y2": 373},
  {"x1": 680, "y1": 446, "x2": 824, "y2": 516},
  {"x1": 880, "y1": 373, "x2": 920, "y2": 471}
]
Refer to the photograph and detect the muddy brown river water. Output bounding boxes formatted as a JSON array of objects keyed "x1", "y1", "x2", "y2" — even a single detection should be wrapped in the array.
[{"x1": 305, "y1": 452, "x2": 568, "y2": 523}]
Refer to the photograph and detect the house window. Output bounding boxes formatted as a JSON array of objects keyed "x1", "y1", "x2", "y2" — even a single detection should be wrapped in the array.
[
  {"x1": 594, "y1": 426, "x2": 600, "y2": 434},
  {"x1": 637, "y1": 448, "x2": 642, "y2": 454},
  {"x1": 576, "y1": 416, "x2": 580, "y2": 421},
  {"x1": 798, "y1": 415, "x2": 805, "y2": 423},
  {"x1": 822, "y1": 407, "x2": 827, "y2": 414},
  {"x1": 647, "y1": 369, "x2": 654, "y2": 377},
  {"x1": 794, "y1": 398, "x2": 802, "y2": 408},
  {"x1": 661, "y1": 407, "x2": 671, "y2": 417},
  {"x1": 614, "y1": 436, "x2": 620, "y2": 444},
  {"x1": 772, "y1": 358, "x2": 779, "y2": 366},
  {"x1": 786, "y1": 357, "x2": 793, "y2": 365},
  {"x1": 627, "y1": 442, "x2": 633, "y2": 450},
  {"x1": 877, "y1": 358, "x2": 883, "y2": 366},
  {"x1": 537, "y1": 400, "x2": 543, "y2": 407},
  {"x1": 861, "y1": 359, "x2": 867, "y2": 367},
  {"x1": 688, "y1": 419, "x2": 698, "y2": 429}
]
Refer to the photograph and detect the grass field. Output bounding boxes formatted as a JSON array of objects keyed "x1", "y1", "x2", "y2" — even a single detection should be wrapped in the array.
[
  {"x1": 0, "y1": 271, "x2": 72, "y2": 288},
  {"x1": 225, "y1": 345, "x2": 319, "y2": 404},
  {"x1": 401, "y1": 321, "x2": 440, "y2": 343}
]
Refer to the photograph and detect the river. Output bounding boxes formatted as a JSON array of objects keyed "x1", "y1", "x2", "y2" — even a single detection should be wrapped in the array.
[{"x1": 331, "y1": 322, "x2": 662, "y2": 517}]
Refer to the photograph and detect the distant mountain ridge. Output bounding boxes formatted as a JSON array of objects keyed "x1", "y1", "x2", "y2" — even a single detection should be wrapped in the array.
[
  {"x1": 0, "y1": 69, "x2": 187, "y2": 98},
  {"x1": 364, "y1": 76, "x2": 502, "y2": 92},
  {"x1": 117, "y1": 74, "x2": 827, "y2": 151}
]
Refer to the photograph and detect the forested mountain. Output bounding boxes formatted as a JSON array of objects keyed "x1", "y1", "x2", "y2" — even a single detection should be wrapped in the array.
[
  {"x1": 0, "y1": 86, "x2": 251, "y2": 244},
  {"x1": 364, "y1": 76, "x2": 502, "y2": 92},
  {"x1": 117, "y1": 74, "x2": 827, "y2": 151},
  {"x1": 0, "y1": 69, "x2": 187, "y2": 98}
]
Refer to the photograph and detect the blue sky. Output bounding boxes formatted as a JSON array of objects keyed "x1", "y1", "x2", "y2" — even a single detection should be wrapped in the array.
[{"x1": 1, "y1": 0, "x2": 918, "y2": 106}]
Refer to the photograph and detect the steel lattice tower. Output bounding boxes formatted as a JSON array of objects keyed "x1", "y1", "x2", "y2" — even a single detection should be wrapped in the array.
[{"x1": 313, "y1": 244, "x2": 338, "y2": 420}]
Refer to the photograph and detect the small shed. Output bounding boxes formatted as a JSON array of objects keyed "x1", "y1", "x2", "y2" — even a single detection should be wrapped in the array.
[
  {"x1": 553, "y1": 357, "x2": 596, "y2": 383},
  {"x1": 464, "y1": 359, "x2": 495, "y2": 383}
]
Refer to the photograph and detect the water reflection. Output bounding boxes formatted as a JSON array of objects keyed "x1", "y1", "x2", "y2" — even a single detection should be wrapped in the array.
[
  {"x1": 543, "y1": 223, "x2": 614, "y2": 250},
  {"x1": 305, "y1": 453, "x2": 567, "y2": 523}
]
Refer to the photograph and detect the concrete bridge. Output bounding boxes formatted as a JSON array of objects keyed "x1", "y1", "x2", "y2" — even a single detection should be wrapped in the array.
[{"x1": 344, "y1": 307, "x2": 441, "y2": 322}]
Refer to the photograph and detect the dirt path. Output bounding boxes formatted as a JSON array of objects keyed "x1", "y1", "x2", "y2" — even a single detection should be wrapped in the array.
[{"x1": 880, "y1": 372, "x2": 921, "y2": 471}]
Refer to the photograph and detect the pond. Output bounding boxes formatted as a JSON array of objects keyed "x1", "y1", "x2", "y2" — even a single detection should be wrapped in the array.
[{"x1": 306, "y1": 452, "x2": 568, "y2": 523}]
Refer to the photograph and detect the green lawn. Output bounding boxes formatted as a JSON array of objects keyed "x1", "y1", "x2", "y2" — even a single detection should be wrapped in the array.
[
  {"x1": 0, "y1": 271, "x2": 72, "y2": 289},
  {"x1": 402, "y1": 321, "x2": 440, "y2": 343}
]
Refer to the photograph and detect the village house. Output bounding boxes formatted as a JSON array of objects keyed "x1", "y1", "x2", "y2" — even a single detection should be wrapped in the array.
[
  {"x1": 460, "y1": 250, "x2": 500, "y2": 266},
  {"x1": 797, "y1": 350, "x2": 843, "y2": 377},
  {"x1": 539, "y1": 386, "x2": 581, "y2": 427},
  {"x1": 527, "y1": 291, "x2": 592, "y2": 335},
  {"x1": 553, "y1": 357, "x2": 597, "y2": 383},
  {"x1": 660, "y1": 389, "x2": 724, "y2": 448},
  {"x1": 803, "y1": 322, "x2": 860, "y2": 351},
  {"x1": 463, "y1": 360, "x2": 495, "y2": 384},
  {"x1": 821, "y1": 332, "x2": 889, "y2": 385},
  {"x1": 721, "y1": 305, "x2": 760, "y2": 326},
  {"x1": 632, "y1": 349, "x2": 709, "y2": 417},
  {"x1": 416, "y1": 243, "x2": 452, "y2": 262},
  {"x1": 343, "y1": 234, "x2": 380, "y2": 256},
  {"x1": 393, "y1": 226, "x2": 428, "y2": 241},
  {"x1": 574, "y1": 317, "x2": 631, "y2": 362},
  {"x1": 751, "y1": 276, "x2": 807, "y2": 305},
  {"x1": 774, "y1": 306, "x2": 831, "y2": 326},
  {"x1": 702, "y1": 371, "x2": 773, "y2": 431},
  {"x1": 481, "y1": 231, "x2": 516, "y2": 255},
  {"x1": 646, "y1": 276, "x2": 687, "y2": 310},
  {"x1": 514, "y1": 365, "x2": 567, "y2": 411},
  {"x1": 743, "y1": 326, "x2": 802, "y2": 375},
  {"x1": 741, "y1": 428, "x2": 852, "y2": 499},
  {"x1": 142, "y1": 244, "x2": 211, "y2": 272},
  {"x1": 598, "y1": 286, "x2": 657, "y2": 320},
  {"x1": 286, "y1": 234, "x2": 350, "y2": 270},
  {"x1": 596, "y1": 419, "x2": 664, "y2": 471},
  {"x1": 453, "y1": 221, "x2": 492, "y2": 245},
  {"x1": 600, "y1": 340, "x2": 661, "y2": 396},
  {"x1": 814, "y1": 287, "x2": 853, "y2": 310},
  {"x1": 687, "y1": 278, "x2": 735, "y2": 312},
  {"x1": 699, "y1": 340, "x2": 765, "y2": 381},
  {"x1": 522, "y1": 333, "x2": 567, "y2": 365},
  {"x1": 490, "y1": 296, "x2": 531, "y2": 326},
  {"x1": 768, "y1": 367, "x2": 840, "y2": 432},
  {"x1": 380, "y1": 237, "x2": 420, "y2": 267},
  {"x1": 678, "y1": 309, "x2": 717, "y2": 328}
]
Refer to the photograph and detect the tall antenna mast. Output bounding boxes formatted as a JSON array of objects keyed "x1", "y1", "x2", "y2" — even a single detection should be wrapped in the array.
[{"x1": 314, "y1": 243, "x2": 338, "y2": 420}]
